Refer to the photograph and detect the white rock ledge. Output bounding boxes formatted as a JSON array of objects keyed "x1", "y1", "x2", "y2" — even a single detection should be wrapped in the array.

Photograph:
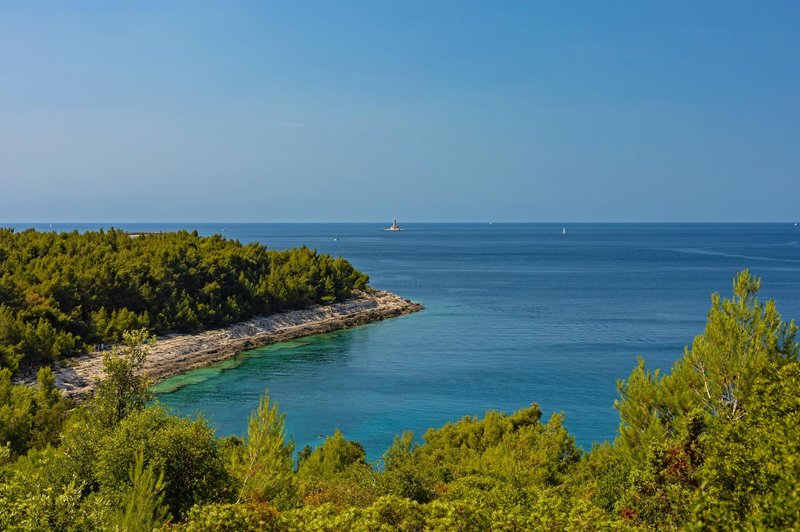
[{"x1": 48, "y1": 289, "x2": 423, "y2": 401}]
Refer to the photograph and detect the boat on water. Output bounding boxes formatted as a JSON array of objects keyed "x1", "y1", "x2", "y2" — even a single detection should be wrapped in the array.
[
  {"x1": 562, "y1": 227, "x2": 567, "y2": 235},
  {"x1": 384, "y1": 218, "x2": 403, "y2": 231}
]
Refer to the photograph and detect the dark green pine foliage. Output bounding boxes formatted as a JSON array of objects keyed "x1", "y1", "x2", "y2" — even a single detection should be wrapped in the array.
[
  {"x1": 603, "y1": 270, "x2": 799, "y2": 528},
  {"x1": 1, "y1": 270, "x2": 799, "y2": 530},
  {"x1": 0, "y1": 228, "x2": 369, "y2": 371}
]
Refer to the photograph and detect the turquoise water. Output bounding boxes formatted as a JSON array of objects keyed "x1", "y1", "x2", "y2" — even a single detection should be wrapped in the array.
[{"x1": 14, "y1": 223, "x2": 800, "y2": 458}]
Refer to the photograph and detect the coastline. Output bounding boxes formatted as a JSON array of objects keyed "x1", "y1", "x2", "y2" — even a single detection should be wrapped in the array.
[{"x1": 50, "y1": 289, "x2": 423, "y2": 401}]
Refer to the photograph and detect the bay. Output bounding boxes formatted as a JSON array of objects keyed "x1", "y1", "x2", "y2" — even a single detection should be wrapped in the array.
[{"x1": 12, "y1": 222, "x2": 800, "y2": 459}]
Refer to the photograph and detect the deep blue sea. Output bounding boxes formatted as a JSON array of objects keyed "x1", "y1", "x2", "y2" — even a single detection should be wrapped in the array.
[{"x1": 10, "y1": 223, "x2": 800, "y2": 459}]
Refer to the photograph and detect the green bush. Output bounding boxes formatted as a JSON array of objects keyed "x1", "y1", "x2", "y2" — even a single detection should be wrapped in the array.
[
  {"x1": 177, "y1": 502, "x2": 281, "y2": 532},
  {"x1": 94, "y1": 406, "x2": 234, "y2": 520}
]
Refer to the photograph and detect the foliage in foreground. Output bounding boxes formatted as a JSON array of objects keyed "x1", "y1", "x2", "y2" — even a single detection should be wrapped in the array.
[
  {"x1": 0, "y1": 228, "x2": 369, "y2": 371},
  {"x1": 0, "y1": 270, "x2": 798, "y2": 530}
]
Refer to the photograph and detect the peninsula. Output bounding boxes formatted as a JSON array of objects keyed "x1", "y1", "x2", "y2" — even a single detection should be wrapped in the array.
[
  {"x1": 0, "y1": 228, "x2": 422, "y2": 398},
  {"x1": 50, "y1": 289, "x2": 422, "y2": 400}
]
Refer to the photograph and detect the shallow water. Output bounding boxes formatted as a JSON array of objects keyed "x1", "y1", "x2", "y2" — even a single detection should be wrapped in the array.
[{"x1": 13, "y1": 222, "x2": 800, "y2": 459}]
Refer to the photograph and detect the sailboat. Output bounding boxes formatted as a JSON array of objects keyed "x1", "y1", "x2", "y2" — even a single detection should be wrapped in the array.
[
  {"x1": 384, "y1": 218, "x2": 403, "y2": 231},
  {"x1": 561, "y1": 227, "x2": 567, "y2": 235}
]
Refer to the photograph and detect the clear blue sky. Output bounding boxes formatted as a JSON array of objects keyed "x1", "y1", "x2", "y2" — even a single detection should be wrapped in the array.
[{"x1": 1, "y1": 2, "x2": 798, "y2": 222}]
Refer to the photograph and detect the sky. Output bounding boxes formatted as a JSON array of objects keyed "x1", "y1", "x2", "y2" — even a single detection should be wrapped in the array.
[{"x1": 0, "y1": 2, "x2": 798, "y2": 223}]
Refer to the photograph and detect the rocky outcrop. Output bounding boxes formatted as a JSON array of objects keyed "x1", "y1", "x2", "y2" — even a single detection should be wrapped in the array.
[{"x1": 51, "y1": 290, "x2": 422, "y2": 401}]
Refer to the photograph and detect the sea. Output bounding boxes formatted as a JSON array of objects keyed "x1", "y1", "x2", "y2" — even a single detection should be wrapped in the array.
[{"x1": 10, "y1": 223, "x2": 800, "y2": 459}]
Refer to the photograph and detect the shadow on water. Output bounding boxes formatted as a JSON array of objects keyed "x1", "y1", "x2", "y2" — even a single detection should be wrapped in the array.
[{"x1": 153, "y1": 328, "x2": 364, "y2": 395}]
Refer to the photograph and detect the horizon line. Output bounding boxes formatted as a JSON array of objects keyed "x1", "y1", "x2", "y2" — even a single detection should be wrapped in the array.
[{"x1": 2, "y1": 221, "x2": 798, "y2": 226}]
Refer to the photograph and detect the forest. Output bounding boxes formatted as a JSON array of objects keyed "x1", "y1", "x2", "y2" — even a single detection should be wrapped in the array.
[
  {"x1": 0, "y1": 228, "x2": 369, "y2": 372},
  {"x1": 0, "y1": 270, "x2": 798, "y2": 530}
]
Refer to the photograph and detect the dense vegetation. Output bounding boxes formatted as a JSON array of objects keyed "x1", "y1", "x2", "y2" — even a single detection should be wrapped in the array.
[
  {"x1": 0, "y1": 228, "x2": 369, "y2": 372},
  {"x1": 0, "y1": 270, "x2": 798, "y2": 530}
]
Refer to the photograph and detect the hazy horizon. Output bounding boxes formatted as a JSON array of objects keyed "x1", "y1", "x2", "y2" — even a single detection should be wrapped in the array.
[
  {"x1": 2, "y1": 220, "x2": 798, "y2": 226},
  {"x1": 2, "y1": 2, "x2": 798, "y2": 223}
]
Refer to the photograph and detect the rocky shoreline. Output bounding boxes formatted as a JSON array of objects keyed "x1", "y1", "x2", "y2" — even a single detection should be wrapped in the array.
[{"x1": 48, "y1": 290, "x2": 422, "y2": 401}]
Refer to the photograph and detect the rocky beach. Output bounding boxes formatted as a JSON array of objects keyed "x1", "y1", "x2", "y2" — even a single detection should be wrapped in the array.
[{"x1": 48, "y1": 290, "x2": 422, "y2": 400}]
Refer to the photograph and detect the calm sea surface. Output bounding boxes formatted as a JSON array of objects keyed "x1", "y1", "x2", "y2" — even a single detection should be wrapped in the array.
[{"x1": 12, "y1": 223, "x2": 800, "y2": 459}]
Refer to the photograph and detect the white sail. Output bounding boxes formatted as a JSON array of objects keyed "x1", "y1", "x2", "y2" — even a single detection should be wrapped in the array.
[{"x1": 385, "y1": 218, "x2": 403, "y2": 231}]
